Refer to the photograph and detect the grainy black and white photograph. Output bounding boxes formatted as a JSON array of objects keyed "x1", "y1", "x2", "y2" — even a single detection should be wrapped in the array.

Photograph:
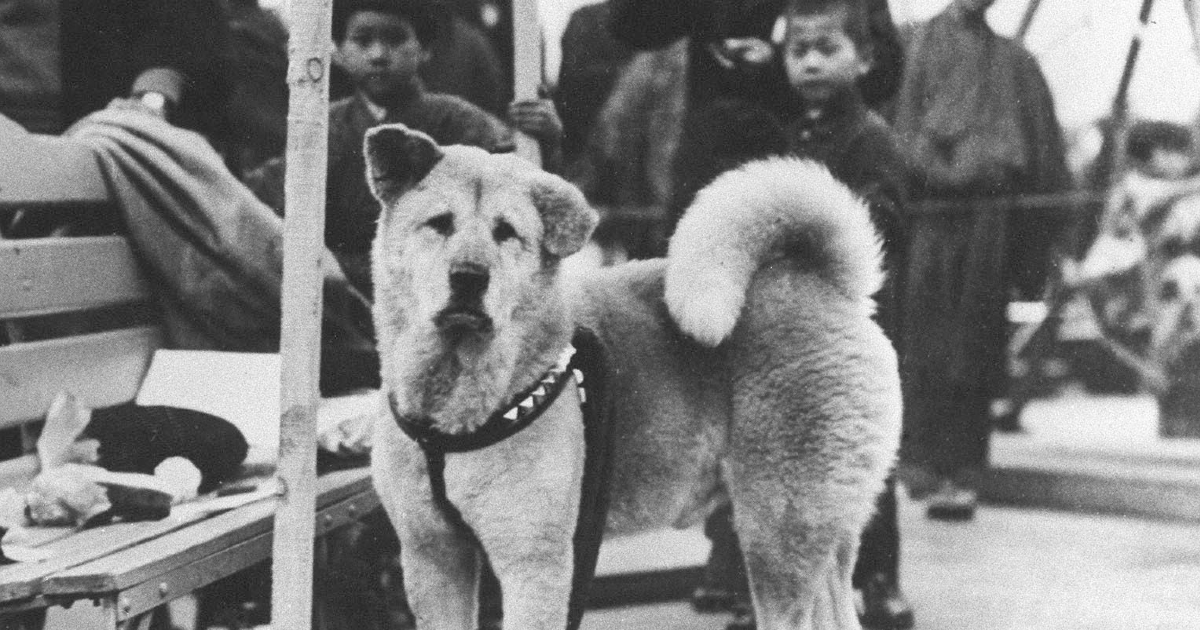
[{"x1": 2, "y1": 0, "x2": 1200, "y2": 629}]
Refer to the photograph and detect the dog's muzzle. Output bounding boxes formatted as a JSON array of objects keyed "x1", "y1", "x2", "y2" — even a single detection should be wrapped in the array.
[{"x1": 436, "y1": 265, "x2": 493, "y2": 335}]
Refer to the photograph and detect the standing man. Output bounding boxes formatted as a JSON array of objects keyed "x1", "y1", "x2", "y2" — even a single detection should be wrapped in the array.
[{"x1": 892, "y1": 0, "x2": 1072, "y2": 519}]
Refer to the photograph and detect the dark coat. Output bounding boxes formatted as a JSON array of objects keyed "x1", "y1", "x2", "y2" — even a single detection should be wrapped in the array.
[
  {"x1": 782, "y1": 90, "x2": 910, "y2": 340},
  {"x1": 608, "y1": 0, "x2": 905, "y2": 117},
  {"x1": 555, "y1": 1, "x2": 636, "y2": 164}
]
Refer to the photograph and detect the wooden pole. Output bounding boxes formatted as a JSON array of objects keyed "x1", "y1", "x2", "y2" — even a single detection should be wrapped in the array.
[
  {"x1": 511, "y1": 0, "x2": 542, "y2": 166},
  {"x1": 272, "y1": 0, "x2": 332, "y2": 628},
  {"x1": 1185, "y1": 0, "x2": 1200, "y2": 61},
  {"x1": 1092, "y1": 0, "x2": 1157, "y2": 190},
  {"x1": 1015, "y1": 0, "x2": 1043, "y2": 42}
]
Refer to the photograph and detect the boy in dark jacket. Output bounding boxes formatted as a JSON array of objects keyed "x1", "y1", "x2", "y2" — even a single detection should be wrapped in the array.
[{"x1": 248, "y1": 0, "x2": 561, "y2": 300}]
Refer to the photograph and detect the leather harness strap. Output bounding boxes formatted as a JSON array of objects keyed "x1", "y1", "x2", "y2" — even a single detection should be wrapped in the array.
[{"x1": 385, "y1": 327, "x2": 612, "y2": 630}]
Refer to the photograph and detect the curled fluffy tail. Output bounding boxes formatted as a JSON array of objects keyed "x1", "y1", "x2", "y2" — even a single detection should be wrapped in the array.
[{"x1": 664, "y1": 157, "x2": 884, "y2": 347}]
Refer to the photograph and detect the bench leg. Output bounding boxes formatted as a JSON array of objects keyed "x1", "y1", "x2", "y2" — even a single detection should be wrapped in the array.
[{"x1": 41, "y1": 598, "x2": 174, "y2": 630}]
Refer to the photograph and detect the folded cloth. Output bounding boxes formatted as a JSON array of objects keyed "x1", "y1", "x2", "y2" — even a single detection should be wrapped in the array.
[{"x1": 68, "y1": 107, "x2": 379, "y2": 395}]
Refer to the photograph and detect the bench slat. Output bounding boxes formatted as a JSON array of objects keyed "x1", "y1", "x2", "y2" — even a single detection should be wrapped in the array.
[
  {"x1": 0, "y1": 326, "x2": 162, "y2": 430},
  {"x1": 0, "y1": 130, "x2": 108, "y2": 207},
  {"x1": 0, "y1": 508, "x2": 212, "y2": 604},
  {"x1": 43, "y1": 469, "x2": 376, "y2": 597},
  {"x1": 111, "y1": 485, "x2": 380, "y2": 621},
  {"x1": 0, "y1": 237, "x2": 151, "y2": 318}
]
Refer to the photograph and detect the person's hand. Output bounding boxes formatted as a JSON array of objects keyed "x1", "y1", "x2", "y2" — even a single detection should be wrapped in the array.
[
  {"x1": 508, "y1": 98, "x2": 563, "y2": 147},
  {"x1": 708, "y1": 37, "x2": 775, "y2": 70},
  {"x1": 105, "y1": 96, "x2": 170, "y2": 121}
]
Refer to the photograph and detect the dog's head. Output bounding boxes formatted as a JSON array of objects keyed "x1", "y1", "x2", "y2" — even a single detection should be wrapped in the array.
[{"x1": 364, "y1": 124, "x2": 598, "y2": 345}]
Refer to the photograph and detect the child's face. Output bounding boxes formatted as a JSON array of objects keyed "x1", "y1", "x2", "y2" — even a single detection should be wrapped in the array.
[
  {"x1": 782, "y1": 9, "x2": 870, "y2": 105},
  {"x1": 335, "y1": 11, "x2": 429, "y2": 103},
  {"x1": 1146, "y1": 148, "x2": 1194, "y2": 180}
]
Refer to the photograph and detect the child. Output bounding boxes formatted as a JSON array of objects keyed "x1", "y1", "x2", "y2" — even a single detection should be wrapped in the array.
[
  {"x1": 1066, "y1": 122, "x2": 1200, "y2": 378},
  {"x1": 1102, "y1": 121, "x2": 1200, "y2": 245},
  {"x1": 699, "y1": 2, "x2": 914, "y2": 629},
  {"x1": 247, "y1": 0, "x2": 562, "y2": 299},
  {"x1": 326, "y1": 0, "x2": 561, "y2": 297},
  {"x1": 779, "y1": 0, "x2": 908, "y2": 301},
  {"x1": 780, "y1": 4, "x2": 912, "y2": 627}
]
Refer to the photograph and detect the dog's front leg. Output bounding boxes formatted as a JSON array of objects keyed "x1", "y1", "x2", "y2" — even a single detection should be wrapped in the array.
[
  {"x1": 481, "y1": 530, "x2": 576, "y2": 630},
  {"x1": 399, "y1": 526, "x2": 481, "y2": 630},
  {"x1": 373, "y1": 420, "x2": 481, "y2": 630},
  {"x1": 457, "y1": 401, "x2": 587, "y2": 630}
]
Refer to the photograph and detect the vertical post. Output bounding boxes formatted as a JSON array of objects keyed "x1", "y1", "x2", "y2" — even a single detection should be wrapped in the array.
[
  {"x1": 1187, "y1": 0, "x2": 1200, "y2": 60},
  {"x1": 1093, "y1": 0, "x2": 1157, "y2": 190},
  {"x1": 511, "y1": 0, "x2": 542, "y2": 166},
  {"x1": 1014, "y1": 0, "x2": 1043, "y2": 42},
  {"x1": 272, "y1": 0, "x2": 332, "y2": 628}
]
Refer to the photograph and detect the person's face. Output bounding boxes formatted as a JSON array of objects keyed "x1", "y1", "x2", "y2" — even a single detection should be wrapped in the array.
[
  {"x1": 782, "y1": 10, "x2": 870, "y2": 105},
  {"x1": 335, "y1": 11, "x2": 429, "y2": 102}
]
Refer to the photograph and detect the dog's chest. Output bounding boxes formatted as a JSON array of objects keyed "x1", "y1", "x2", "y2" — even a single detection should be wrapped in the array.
[{"x1": 441, "y1": 386, "x2": 588, "y2": 530}]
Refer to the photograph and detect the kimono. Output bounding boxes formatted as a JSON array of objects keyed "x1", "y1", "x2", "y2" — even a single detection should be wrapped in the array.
[{"x1": 892, "y1": 5, "x2": 1072, "y2": 483}]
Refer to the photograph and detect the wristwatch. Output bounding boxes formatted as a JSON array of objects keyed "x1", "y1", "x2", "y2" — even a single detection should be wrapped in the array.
[{"x1": 136, "y1": 91, "x2": 171, "y2": 119}]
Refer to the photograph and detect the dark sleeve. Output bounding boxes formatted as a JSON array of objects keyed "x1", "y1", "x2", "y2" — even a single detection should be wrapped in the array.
[
  {"x1": 842, "y1": 127, "x2": 912, "y2": 342},
  {"x1": 435, "y1": 97, "x2": 516, "y2": 153},
  {"x1": 1014, "y1": 49, "x2": 1073, "y2": 194},
  {"x1": 850, "y1": 130, "x2": 910, "y2": 260}
]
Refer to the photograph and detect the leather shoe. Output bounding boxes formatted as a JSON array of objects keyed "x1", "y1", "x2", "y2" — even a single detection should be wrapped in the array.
[
  {"x1": 858, "y1": 572, "x2": 915, "y2": 630},
  {"x1": 724, "y1": 600, "x2": 756, "y2": 630},
  {"x1": 926, "y1": 480, "x2": 977, "y2": 521}
]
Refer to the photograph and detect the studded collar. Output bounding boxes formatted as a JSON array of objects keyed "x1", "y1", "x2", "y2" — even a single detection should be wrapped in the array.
[{"x1": 388, "y1": 344, "x2": 585, "y2": 454}]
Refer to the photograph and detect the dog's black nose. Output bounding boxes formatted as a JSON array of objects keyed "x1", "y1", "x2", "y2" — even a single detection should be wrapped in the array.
[
  {"x1": 449, "y1": 266, "x2": 490, "y2": 297},
  {"x1": 1162, "y1": 279, "x2": 1180, "y2": 301}
]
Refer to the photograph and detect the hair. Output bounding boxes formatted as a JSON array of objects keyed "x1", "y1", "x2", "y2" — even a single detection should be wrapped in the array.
[
  {"x1": 332, "y1": 0, "x2": 440, "y2": 46},
  {"x1": 784, "y1": 0, "x2": 873, "y2": 55},
  {"x1": 1126, "y1": 120, "x2": 1195, "y2": 164}
]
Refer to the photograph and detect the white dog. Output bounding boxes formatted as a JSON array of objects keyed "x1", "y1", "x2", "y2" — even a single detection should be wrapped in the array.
[{"x1": 366, "y1": 124, "x2": 902, "y2": 630}]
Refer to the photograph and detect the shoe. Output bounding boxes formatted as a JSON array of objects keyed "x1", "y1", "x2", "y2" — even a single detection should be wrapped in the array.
[
  {"x1": 858, "y1": 572, "x2": 915, "y2": 630},
  {"x1": 926, "y1": 481, "x2": 977, "y2": 521},
  {"x1": 724, "y1": 600, "x2": 756, "y2": 630}
]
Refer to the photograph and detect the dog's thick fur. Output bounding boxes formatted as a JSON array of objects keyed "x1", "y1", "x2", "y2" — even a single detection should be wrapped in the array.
[{"x1": 366, "y1": 124, "x2": 902, "y2": 630}]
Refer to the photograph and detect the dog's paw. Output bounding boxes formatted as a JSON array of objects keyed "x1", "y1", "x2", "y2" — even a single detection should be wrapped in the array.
[{"x1": 665, "y1": 273, "x2": 744, "y2": 347}]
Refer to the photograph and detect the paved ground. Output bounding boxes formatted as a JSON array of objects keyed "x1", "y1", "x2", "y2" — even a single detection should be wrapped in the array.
[
  {"x1": 582, "y1": 390, "x2": 1200, "y2": 629},
  {"x1": 581, "y1": 493, "x2": 1200, "y2": 630}
]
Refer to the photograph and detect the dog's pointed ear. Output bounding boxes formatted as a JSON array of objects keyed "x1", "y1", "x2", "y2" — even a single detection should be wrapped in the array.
[
  {"x1": 530, "y1": 173, "x2": 598, "y2": 258},
  {"x1": 364, "y1": 124, "x2": 443, "y2": 205}
]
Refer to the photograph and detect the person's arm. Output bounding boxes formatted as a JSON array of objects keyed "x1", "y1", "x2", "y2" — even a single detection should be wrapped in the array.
[
  {"x1": 128, "y1": 0, "x2": 232, "y2": 124},
  {"x1": 509, "y1": 97, "x2": 564, "y2": 174}
]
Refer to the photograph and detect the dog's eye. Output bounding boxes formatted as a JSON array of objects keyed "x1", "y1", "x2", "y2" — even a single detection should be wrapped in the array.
[
  {"x1": 425, "y1": 214, "x2": 454, "y2": 236},
  {"x1": 493, "y1": 220, "x2": 518, "y2": 242}
]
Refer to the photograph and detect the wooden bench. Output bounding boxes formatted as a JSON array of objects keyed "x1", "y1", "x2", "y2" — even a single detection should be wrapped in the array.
[{"x1": 0, "y1": 122, "x2": 379, "y2": 629}]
